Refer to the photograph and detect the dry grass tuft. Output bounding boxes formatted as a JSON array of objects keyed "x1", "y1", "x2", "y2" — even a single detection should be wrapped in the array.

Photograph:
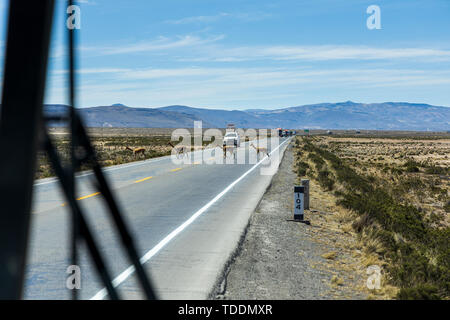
[
  {"x1": 331, "y1": 275, "x2": 344, "y2": 286},
  {"x1": 322, "y1": 251, "x2": 338, "y2": 260}
]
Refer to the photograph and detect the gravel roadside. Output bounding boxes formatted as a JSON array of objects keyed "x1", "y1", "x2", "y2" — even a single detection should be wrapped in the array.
[{"x1": 215, "y1": 142, "x2": 367, "y2": 300}]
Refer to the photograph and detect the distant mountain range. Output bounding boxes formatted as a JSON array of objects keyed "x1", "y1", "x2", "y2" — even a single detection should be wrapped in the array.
[{"x1": 43, "y1": 101, "x2": 450, "y2": 131}]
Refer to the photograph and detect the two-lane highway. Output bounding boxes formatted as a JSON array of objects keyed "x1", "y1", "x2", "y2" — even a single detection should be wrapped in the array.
[{"x1": 24, "y1": 137, "x2": 291, "y2": 299}]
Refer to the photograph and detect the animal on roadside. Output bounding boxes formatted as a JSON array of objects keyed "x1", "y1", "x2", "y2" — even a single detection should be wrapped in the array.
[
  {"x1": 251, "y1": 143, "x2": 270, "y2": 158},
  {"x1": 221, "y1": 145, "x2": 236, "y2": 159},
  {"x1": 190, "y1": 145, "x2": 208, "y2": 151},
  {"x1": 125, "y1": 146, "x2": 146, "y2": 157},
  {"x1": 168, "y1": 142, "x2": 187, "y2": 159}
]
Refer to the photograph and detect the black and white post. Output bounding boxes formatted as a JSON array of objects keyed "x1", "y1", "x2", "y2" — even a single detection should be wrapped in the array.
[{"x1": 294, "y1": 186, "x2": 304, "y2": 221}]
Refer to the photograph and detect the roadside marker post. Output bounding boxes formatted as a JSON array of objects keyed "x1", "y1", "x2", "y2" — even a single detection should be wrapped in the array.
[
  {"x1": 294, "y1": 186, "x2": 304, "y2": 220},
  {"x1": 287, "y1": 186, "x2": 310, "y2": 225}
]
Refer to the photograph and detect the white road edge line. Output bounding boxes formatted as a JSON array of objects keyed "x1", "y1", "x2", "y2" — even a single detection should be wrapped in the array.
[{"x1": 90, "y1": 137, "x2": 291, "y2": 300}]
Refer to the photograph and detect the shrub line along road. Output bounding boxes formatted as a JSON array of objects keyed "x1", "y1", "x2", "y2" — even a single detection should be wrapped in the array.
[{"x1": 25, "y1": 137, "x2": 291, "y2": 299}]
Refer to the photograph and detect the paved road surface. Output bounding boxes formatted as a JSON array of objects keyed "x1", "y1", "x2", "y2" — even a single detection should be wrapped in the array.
[{"x1": 24, "y1": 137, "x2": 291, "y2": 299}]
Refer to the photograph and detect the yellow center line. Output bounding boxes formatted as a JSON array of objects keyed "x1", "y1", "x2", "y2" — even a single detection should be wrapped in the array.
[
  {"x1": 77, "y1": 192, "x2": 101, "y2": 201},
  {"x1": 135, "y1": 176, "x2": 153, "y2": 183},
  {"x1": 61, "y1": 191, "x2": 101, "y2": 206},
  {"x1": 171, "y1": 168, "x2": 182, "y2": 172}
]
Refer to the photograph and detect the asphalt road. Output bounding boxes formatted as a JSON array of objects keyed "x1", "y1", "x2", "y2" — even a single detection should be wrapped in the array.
[{"x1": 24, "y1": 137, "x2": 291, "y2": 300}]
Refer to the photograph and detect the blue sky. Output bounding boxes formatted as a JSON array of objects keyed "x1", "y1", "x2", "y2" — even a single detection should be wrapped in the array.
[{"x1": 1, "y1": 0, "x2": 450, "y2": 109}]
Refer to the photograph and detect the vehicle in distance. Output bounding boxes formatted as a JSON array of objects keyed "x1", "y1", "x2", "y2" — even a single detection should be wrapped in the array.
[
  {"x1": 223, "y1": 131, "x2": 240, "y2": 147},
  {"x1": 277, "y1": 128, "x2": 283, "y2": 137},
  {"x1": 277, "y1": 129, "x2": 292, "y2": 137}
]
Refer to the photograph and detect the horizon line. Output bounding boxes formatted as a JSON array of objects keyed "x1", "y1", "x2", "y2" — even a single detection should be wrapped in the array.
[{"x1": 41, "y1": 100, "x2": 450, "y2": 111}]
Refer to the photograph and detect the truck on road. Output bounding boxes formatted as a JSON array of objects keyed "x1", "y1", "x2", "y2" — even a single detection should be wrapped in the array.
[{"x1": 223, "y1": 131, "x2": 240, "y2": 147}]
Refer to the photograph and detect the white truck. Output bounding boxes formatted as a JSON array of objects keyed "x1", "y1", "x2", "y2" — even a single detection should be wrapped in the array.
[{"x1": 223, "y1": 131, "x2": 240, "y2": 147}]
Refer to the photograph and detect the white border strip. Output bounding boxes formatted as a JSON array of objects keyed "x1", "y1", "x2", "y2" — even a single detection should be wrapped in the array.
[{"x1": 90, "y1": 137, "x2": 290, "y2": 300}]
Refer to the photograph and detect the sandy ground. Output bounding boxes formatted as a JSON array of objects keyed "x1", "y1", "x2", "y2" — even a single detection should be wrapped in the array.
[{"x1": 215, "y1": 143, "x2": 367, "y2": 300}]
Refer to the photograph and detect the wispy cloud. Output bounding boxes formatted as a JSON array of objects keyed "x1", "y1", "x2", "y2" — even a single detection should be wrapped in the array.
[
  {"x1": 186, "y1": 45, "x2": 450, "y2": 62},
  {"x1": 68, "y1": 66, "x2": 450, "y2": 108},
  {"x1": 165, "y1": 12, "x2": 272, "y2": 24},
  {"x1": 79, "y1": 32, "x2": 450, "y2": 63},
  {"x1": 76, "y1": 0, "x2": 97, "y2": 5},
  {"x1": 82, "y1": 35, "x2": 225, "y2": 56},
  {"x1": 53, "y1": 67, "x2": 132, "y2": 75},
  {"x1": 165, "y1": 13, "x2": 230, "y2": 25},
  {"x1": 48, "y1": 66, "x2": 450, "y2": 105}
]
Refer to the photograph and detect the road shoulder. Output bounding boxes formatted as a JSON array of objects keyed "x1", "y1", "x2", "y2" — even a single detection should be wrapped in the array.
[{"x1": 215, "y1": 143, "x2": 368, "y2": 299}]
